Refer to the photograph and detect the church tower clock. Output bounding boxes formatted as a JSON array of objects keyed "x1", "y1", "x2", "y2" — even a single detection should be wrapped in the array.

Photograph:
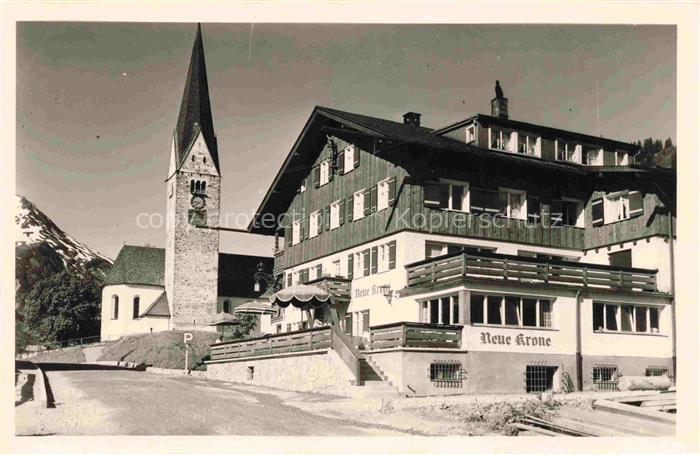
[{"x1": 165, "y1": 24, "x2": 221, "y2": 329}]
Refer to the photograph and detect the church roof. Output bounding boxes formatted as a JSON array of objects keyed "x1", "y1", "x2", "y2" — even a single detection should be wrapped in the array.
[
  {"x1": 104, "y1": 245, "x2": 273, "y2": 299},
  {"x1": 174, "y1": 24, "x2": 219, "y2": 173},
  {"x1": 140, "y1": 291, "x2": 170, "y2": 318}
]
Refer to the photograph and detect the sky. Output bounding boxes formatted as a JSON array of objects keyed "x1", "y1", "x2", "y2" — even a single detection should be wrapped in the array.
[{"x1": 15, "y1": 23, "x2": 676, "y2": 260}]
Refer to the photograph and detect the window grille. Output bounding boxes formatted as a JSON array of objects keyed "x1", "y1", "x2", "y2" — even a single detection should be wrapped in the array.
[
  {"x1": 593, "y1": 364, "x2": 619, "y2": 391},
  {"x1": 525, "y1": 363, "x2": 557, "y2": 393},
  {"x1": 429, "y1": 361, "x2": 464, "y2": 388},
  {"x1": 645, "y1": 366, "x2": 669, "y2": 377}
]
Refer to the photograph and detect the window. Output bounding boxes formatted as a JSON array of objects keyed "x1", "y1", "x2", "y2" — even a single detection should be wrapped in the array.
[
  {"x1": 352, "y1": 310, "x2": 370, "y2": 337},
  {"x1": 645, "y1": 367, "x2": 668, "y2": 377},
  {"x1": 421, "y1": 295, "x2": 460, "y2": 325},
  {"x1": 430, "y1": 361, "x2": 463, "y2": 387},
  {"x1": 377, "y1": 178, "x2": 396, "y2": 211},
  {"x1": 300, "y1": 180, "x2": 306, "y2": 193},
  {"x1": 286, "y1": 273, "x2": 292, "y2": 287},
  {"x1": 552, "y1": 199, "x2": 583, "y2": 227},
  {"x1": 526, "y1": 365, "x2": 557, "y2": 393},
  {"x1": 466, "y1": 125, "x2": 476, "y2": 143},
  {"x1": 489, "y1": 128, "x2": 514, "y2": 152},
  {"x1": 424, "y1": 180, "x2": 468, "y2": 212},
  {"x1": 132, "y1": 296, "x2": 140, "y2": 319},
  {"x1": 615, "y1": 150, "x2": 629, "y2": 166},
  {"x1": 587, "y1": 147, "x2": 604, "y2": 165},
  {"x1": 330, "y1": 200, "x2": 341, "y2": 229},
  {"x1": 518, "y1": 134, "x2": 541, "y2": 157},
  {"x1": 470, "y1": 187, "x2": 500, "y2": 215},
  {"x1": 593, "y1": 302, "x2": 661, "y2": 334},
  {"x1": 471, "y1": 294, "x2": 552, "y2": 328},
  {"x1": 556, "y1": 141, "x2": 581, "y2": 163},
  {"x1": 593, "y1": 365, "x2": 619, "y2": 391},
  {"x1": 276, "y1": 324, "x2": 282, "y2": 334},
  {"x1": 353, "y1": 190, "x2": 365, "y2": 220},
  {"x1": 354, "y1": 252, "x2": 365, "y2": 278},
  {"x1": 425, "y1": 242, "x2": 445, "y2": 259},
  {"x1": 344, "y1": 313, "x2": 353, "y2": 336},
  {"x1": 343, "y1": 145, "x2": 356, "y2": 174},
  {"x1": 609, "y1": 250, "x2": 632, "y2": 268},
  {"x1": 223, "y1": 300, "x2": 231, "y2": 314},
  {"x1": 111, "y1": 295, "x2": 119, "y2": 320},
  {"x1": 309, "y1": 211, "x2": 320, "y2": 238},
  {"x1": 319, "y1": 160, "x2": 331, "y2": 186},
  {"x1": 292, "y1": 219, "x2": 301, "y2": 245},
  {"x1": 333, "y1": 259, "x2": 341, "y2": 277},
  {"x1": 499, "y1": 189, "x2": 527, "y2": 220},
  {"x1": 603, "y1": 190, "x2": 643, "y2": 223}
]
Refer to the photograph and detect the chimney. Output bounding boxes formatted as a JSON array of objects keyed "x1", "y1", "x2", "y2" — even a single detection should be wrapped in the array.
[
  {"x1": 491, "y1": 80, "x2": 509, "y2": 119},
  {"x1": 403, "y1": 112, "x2": 421, "y2": 127}
]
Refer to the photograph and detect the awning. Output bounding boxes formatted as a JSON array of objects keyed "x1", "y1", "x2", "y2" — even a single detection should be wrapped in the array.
[
  {"x1": 269, "y1": 284, "x2": 332, "y2": 309},
  {"x1": 233, "y1": 300, "x2": 277, "y2": 315},
  {"x1": 207, "y1": 312, "x2": 241, "y2": 326}
]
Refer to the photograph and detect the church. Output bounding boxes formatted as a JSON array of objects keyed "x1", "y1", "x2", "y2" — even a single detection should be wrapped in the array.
[{"x1": 100, "y1": 25, "x2": 273, "y2": 341}]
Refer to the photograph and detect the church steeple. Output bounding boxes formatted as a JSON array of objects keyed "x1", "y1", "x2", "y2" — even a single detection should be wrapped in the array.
[{"x1": 174, "y1": 23, "x2": 219, "y2": 172}]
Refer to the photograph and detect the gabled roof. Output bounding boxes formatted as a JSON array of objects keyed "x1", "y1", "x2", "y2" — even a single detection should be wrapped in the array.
[
  {"x1": 104, "y1": 245, "x2": 165, "y2": 287},
  {"x1": 174, "y1": 24, "x2": 219, "y2": 173},
  {"x1": 140, "y1": 291, "x2": 170, "y2": 318},
  {"x1": 105, "y1": 245, "x2": 273, "y2": 299}
]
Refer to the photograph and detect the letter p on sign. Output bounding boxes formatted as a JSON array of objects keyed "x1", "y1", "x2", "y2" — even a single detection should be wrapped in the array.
[{"x1": 184, "y1": 332, "x2": 193, "y2": 344}]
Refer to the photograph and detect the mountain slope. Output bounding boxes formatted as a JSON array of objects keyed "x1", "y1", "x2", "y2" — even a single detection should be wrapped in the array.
[{"x1": 15, "y1": 194, "x2": 113, "y2": 298}]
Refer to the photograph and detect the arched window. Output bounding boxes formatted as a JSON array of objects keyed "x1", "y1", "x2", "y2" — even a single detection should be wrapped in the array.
[
  {"x1": 111, "y1": 295, "x2": 119, "y2": 320},
  {"x1": 190, "y1": 180, "x2": 195, "y2": 193},
  {"x1": 132, "y1": 296, "x2": 140, "y2": 319},
  {"x1": 223, "y1": 300, "x2": 231, "y2": 314},
  {"x1": 201, "y1": 181, "x2": 206, "y2": 192}
]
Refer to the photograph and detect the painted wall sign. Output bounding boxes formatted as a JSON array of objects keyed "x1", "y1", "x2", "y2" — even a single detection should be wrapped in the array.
[
  {"x1": 479, "y1": 331, "x2": 552, "y2": 347},
  {"x1": 354, "y1": 284, "x2": 391, "y2": 299}
]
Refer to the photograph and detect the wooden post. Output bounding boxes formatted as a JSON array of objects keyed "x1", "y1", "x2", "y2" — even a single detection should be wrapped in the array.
[
  {"x1": 461, "y1": 254, "x2": 467, "y2": 276},
  {"x1": 431, "y1": 262, "x2": 436, "y2": 283},
  {"x1": 544, "y1": 263, "x2": 550, "y2": 283},
  {"x1": 504, "y1": 259, "x2": 509, "y2": 280},
  {"x1": 368, "y1": 328, "x2": 373, "y2": 350},
  {"x1": 309, "y1": 330, "x2": 313, "y2": 350},
  {"x1": 401, "y1": 323, "x2": 407, "y2": 347},
  {"x1": 618, "y1": 270, "x2": 624, "y2": 289},
  {"x1": 583, "y1": 267, "x2": 588, "y2": 287}
]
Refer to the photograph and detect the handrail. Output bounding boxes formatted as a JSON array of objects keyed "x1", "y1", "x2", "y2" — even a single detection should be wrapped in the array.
[
  {"x1": 368, "y1": 322, "x2": 462, "y2": 350},
  {"x1": 329, "y1": 324, "x2": 363, "y2": 382}
]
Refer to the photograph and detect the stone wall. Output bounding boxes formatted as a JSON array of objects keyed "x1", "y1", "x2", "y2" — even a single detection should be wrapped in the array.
[{"x1": 206, "y1": 349, "x2": 357, "y2": 397}]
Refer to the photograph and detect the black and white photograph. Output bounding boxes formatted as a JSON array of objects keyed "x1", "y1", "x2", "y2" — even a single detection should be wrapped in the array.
[{"x1": 2, "y1": 2, "x2": 699, "y2": 454}]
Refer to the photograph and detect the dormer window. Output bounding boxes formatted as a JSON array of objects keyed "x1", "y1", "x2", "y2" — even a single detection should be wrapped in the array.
[
  {"x1": 615, "y1": 150, "x2": 629, "y2": 166},
  {"x1": 556, "y1": 141, "x2": 581, "y2": 163},
  {"x1": 489, "y1": 127, "x2": 514, "y2": 152},
  {"x1": 466, "y1": 125, "x2": 476, "y2": 143},
  {"x1": 586, "y1": 147, "x2": 604, "y2": 165},
  {"x1": 518, "y1": 134, "x2": 541, "y2": 157}
]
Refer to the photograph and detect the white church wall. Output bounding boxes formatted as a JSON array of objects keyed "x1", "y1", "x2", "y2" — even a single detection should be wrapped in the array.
[{"x1": 100, "y1": 284, "x2": 166, "y2": 341}]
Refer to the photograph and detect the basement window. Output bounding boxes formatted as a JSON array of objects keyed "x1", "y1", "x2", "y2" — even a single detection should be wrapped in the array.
[
  {"x1": 593, "y1": 365, "x2": 619, "y2": 391},
  {"x1": 525, "y1": 364, "x2": 557, "y2": 393},
  {"x1": 645, "y1": 367, "x2": 668, "y2": 377},
  {"x1": 429, "y1": 361, "x2": 463, "y2": 387},
  {"x1": 247, "y1": 366, "x2": 254, "y2": 380}
]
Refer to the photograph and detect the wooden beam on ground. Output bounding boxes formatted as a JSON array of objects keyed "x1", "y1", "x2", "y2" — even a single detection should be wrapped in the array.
[{"x1": 593, "y1": 399, "x2": 676, "y2": 425}]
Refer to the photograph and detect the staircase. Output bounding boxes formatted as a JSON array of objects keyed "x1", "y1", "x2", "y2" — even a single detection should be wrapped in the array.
[{"x1": 353, "y1": 357, "x2": 403, "y2": 399}]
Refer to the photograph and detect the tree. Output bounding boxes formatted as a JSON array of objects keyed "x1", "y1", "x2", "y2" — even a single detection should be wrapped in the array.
[
  {"x1": 633, "y1": 137, "x2": 675, "y2": 169},
  {"x1": 19, "y1": 270, "x2": 102, "y2": 347},
  {"x1": 220, "y1": 314, "x2": 258, "y2": 341}
]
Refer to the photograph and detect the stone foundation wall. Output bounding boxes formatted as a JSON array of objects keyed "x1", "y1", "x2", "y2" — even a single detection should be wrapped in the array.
[{"x1": 206, "y1": 349, "x2": 356, "y2": 397}]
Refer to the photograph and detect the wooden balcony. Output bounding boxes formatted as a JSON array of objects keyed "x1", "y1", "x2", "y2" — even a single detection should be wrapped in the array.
[
  {"x1": 305, "y1": 275, "x2": 352, "y2": 304},
  {"x1": 406, "y1": 251, "x2": 659, "y2": 294},
  {"x1": 368, "y1": 322, "x2": 463, "y2": 350},
  {"x1": 210, "y1": 326, "x2": 332, "y2": 361}
]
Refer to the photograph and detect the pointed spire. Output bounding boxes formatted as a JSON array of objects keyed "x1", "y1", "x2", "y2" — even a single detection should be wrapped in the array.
[{"x1": 174, "y1": 23, "x2": 219, "y2": 172}]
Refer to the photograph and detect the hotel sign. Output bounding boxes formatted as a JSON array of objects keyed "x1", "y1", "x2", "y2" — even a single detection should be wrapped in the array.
[
  {"x1": 354, "y1": 284, "x2": 391, "y2": 299},
  {"x1": 479, "y1": 331, "x2": 552, "y2": 347}
]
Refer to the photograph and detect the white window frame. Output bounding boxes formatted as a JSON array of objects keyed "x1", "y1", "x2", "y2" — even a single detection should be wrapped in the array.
[
  {"x1": 320, "y1": 160, "x2": 330, "y2": 186},
  {"x1": 604, "y1": 191, "x2": 630, "y2": 224},
  {"x1": 466, "y1": 125, "x2": 476, "y2": 143},
  {"x1": 560, "y1": 197, "x2": 585, "y2": 227},
  {"x1": 353, "y1": 189, "x2": 365, "y2": 220},
  {"x1": 292, "y1": 219, "x2": 301, "y2": 245},
  {"x1": 425, "y1": 241, "x2": 447, "y2": 259},
  {"x1": 587, "y1": 147, "x2": 604, "y2": 165},
  {"x1": 343, "y1": 145, "x2": 355, "y2": 173},
  {"x1": 471, "y1": 294, "x2": 553, "y2": 329},
  {"x1": 309, "y1": 211, "x2": 320, "y2": 238},
  {"x1": 488, "y1": 127, "x2": 516, "y2": 153},
  {"x1": 377, "y1": 243, "x2": 390, "y2": 273},
  {"x1": 420, "y1": 295, "x2": 461, "y2": 325},
  {"x1": 377, "y1": 178, "x2": 391, "y2": 211},
  {"x1": 615, "y1": 150, "x2": 629, "y2": 166},
  {"x1": 354, "y1": 252, "x2": 364, "y2": 278},
  {"x1": 330, "y1": 200, "x2": 341, "y2": 230},
  {"x1": 518, "y1": 134, "x2": 542, "y2": 157},
  {"x1": 594, "y1": 302, "x2": 661, "y2": 334},
  {"x1": 556, "y1": 141, "x2": 581, "y2": 163},
  {"x1": 440, "y1": 179, "x2": 470, "y2": 212},
  {"x1": 500, "y1": 187, "x2": 527, "y2": 220},
  {"x1": 333, "y1": 259, "x2": 341, "y2": 277}
]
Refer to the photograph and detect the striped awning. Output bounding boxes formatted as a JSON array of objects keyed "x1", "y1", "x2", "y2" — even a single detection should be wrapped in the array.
[
  {"x1": 269, "y1": 284, "x2": 332, "y2": 309},
  {"x1": 233, "y1": 300, "x2": 277, "y2": 315}
]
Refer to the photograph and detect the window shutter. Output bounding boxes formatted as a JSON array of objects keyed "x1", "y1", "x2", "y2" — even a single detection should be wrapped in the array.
[
  {"x1": 347, "y1": 195, "x2": 353, "y2": 222},
  {"x1": 370, "y1": 185, "x2": 378, "y2": 213},
  {"x1": 628, "y1": 191, "x2": 643, "y2": 218},
  {"x1": 324, "y1": 206, "x2": 330, "y2": 231},
  {"x1": 497, "y1": 191, "x2": 508, "y2": 216},
  {"x1": 336, "y1": 150, "x2": 344, "y2": 175},
  {"x1": 371, "y1": 246, "x2": 378, "y2": 274},
  {"x1": 363, "y1": 189, "x2": 371, "y2": 216},
  {"x1": 316, "y1": 264, "x2": 323, "y2": 278},
  {"x1": 363, "y1": 249, "x2": 371, "y2": 276},
  {"x1": 347, "y1": 254, "x2": 354, "y2": 280},
  {"x1": 591, "y1": 197, "x2": 604, "y2": 226},
  {"x1": 285, "y1": 227, "x2": 291, "y2": 247},
  {"x1": 387, "y1": 177, "x2": 397, "y2": 206},
  {"x1": 424, "y1": 183, "x2": 441, "y2": 208},
  {"x1": 338, "y1": 199, "x2": 345, "y2": 225},
  {"x1": 313, "y1": 165, "x2": 320, "y2": 188},
  {"x1": 388, "y1": 241, "x2": 396, "y2": 269},
  {"x1": 301, "y1": 217, "x2": 307, "y2": 240},
  {"x1": 353, "y1": 147, "x2": 360, "y2": 169},
  {"x1": 327, "y1": 161, "x2": 334, "y2": 182}
]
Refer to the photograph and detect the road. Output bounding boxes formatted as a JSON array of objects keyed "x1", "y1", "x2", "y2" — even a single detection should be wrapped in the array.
[{"x1": 15, "y1": 363, "x2": 409, "y2": 436}]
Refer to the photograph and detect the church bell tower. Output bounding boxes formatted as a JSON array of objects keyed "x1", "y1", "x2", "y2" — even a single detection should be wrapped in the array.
[{"x1": 165, "y1": 24, "x2": 221, "y2": 329}]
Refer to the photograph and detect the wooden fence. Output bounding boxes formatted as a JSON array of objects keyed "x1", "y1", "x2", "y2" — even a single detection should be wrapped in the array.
[
  {"x1": 406, "y1": 251, "x2": 658, "y2": 293},
  {"x1": 210, "y1": 327, "x2": 332, "y2": 361},
  {"x1": 369, "y1": 322, "x2": 462, "y2": 350}
]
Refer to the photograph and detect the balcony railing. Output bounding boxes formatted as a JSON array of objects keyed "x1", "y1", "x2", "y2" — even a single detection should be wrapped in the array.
[
  {"x1": 304, "y1": 275, "x2": 352, "y2": 303},
  {"x1": 210, "y1": 326, "x2": 332, "y2": 361},
  {"x1": 368, "y1": 322, "x2": 463, "y2": 350},
  {"x1": 406, "y1": 251, "x2": 658, "y2": 293}
]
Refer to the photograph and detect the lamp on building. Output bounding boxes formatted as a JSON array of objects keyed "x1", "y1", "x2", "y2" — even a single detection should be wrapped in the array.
[
  {"x1": 253, "y1": 260, "x2": 278, "y2": 294},
  {"x1": 382, "y1": 287, "x2": 394, "y2": 305}
]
